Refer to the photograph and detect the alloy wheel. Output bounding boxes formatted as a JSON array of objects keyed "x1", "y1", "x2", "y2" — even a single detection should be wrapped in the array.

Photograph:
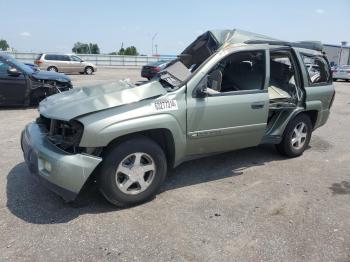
[{"x1": 115, "y1": 152, "x2": 156, "y2": 195}]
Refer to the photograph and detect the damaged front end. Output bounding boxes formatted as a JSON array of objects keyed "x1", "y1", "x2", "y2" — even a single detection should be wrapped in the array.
[
  {"x1": 30, "y1": 77, "x2": 72, "y2": 105},
  {"x1": 36, "y1": 115, "x2": 83, "y2": 154}
]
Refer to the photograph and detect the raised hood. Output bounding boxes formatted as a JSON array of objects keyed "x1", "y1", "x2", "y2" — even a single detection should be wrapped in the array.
[{"x1": 39, "y1": 80, "x2": 166, "y2": 121}]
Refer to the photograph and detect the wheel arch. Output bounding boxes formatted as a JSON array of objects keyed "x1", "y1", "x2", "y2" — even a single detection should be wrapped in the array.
[
  {"x1": 80, "y1": 114, "x2": 187, "y2": 168},
  {"x1": 103, "y1": 128, "x2": 176, "y2": 168}
]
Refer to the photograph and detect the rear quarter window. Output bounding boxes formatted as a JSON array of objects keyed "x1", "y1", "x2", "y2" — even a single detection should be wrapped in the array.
[
  {"x1": 301, "y1": 54, "x2": 332, "y2": 86},
  {"x1": 44, "y1": 54, "x2": 57, "y2": 60}
]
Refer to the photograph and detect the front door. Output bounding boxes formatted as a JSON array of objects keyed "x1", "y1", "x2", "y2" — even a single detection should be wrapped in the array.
[
  {"x1": 186, "y1": 50, "x2": 269, "y2": 155},
  {"x1": 69, "y1": 55, "x2": 84, "y2": 73},
  {"x1": 0, "y1": 60, "x2": 27, "y2": 106}
]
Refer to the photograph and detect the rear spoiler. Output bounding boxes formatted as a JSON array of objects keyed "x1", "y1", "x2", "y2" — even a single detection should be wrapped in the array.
[{"x1": 244, "y1": 40, "x2": 323, "y2": 52}]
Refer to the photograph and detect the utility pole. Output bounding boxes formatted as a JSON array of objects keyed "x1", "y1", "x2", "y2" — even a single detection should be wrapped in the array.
[
  {"x1": 155, "y1": 44, "x2": 158, "y2": 56},
  {"x1": 151, "y1": 32, "x2": 158, "y2": 56}
]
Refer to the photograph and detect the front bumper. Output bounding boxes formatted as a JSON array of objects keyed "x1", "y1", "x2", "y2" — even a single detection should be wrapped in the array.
[{"x1": 21, "y1": 122, "x2": 102, "y2": 201}]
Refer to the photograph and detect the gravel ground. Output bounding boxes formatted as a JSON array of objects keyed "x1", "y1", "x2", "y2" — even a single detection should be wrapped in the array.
[{"x1": 0, "y1": 70, "x2": 349, "y2": 262}]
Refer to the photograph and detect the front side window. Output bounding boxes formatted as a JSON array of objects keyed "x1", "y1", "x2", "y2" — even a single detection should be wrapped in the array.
[
  {"x1": 0, "y1": 60, "x2": 9, "y2": 74},
  {"x1": 71, "y1": 56, "x2": 82, "y2": 62},
  {"x1": 301, "y1": 54, "x2": 331, "y2": 85},
  {"x1": 207, "y1": 50, "x2": 266, "y2": 93}
]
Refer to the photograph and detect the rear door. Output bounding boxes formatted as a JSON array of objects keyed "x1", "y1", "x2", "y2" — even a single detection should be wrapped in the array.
[
  {"x1": 186, "y1": 49, "x2": 269, "y2": 155},
  {"x1": 57, "y1": 55, "x2": 71, "y2": 73},
  {"x1": 0, "y1": 60, "x2": 27, "y2": 106},
  {"x1": 297, "y1": 51, "x2": 335, "y2": 127}
]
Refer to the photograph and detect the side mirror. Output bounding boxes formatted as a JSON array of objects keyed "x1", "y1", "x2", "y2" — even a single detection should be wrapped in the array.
[{"x1": 7, "y1": 67, "x2": 21, "y2": 76}]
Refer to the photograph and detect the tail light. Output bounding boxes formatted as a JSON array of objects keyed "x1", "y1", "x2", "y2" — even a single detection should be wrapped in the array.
[
  {"x1": 153, "y1": 66, "x2": 161, "y2": 72},
  {"x1": 35, "y1": 60, "x2": 43, "y2": 65}
]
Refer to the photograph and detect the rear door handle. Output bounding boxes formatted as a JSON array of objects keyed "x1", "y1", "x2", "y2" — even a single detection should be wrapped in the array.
[{"x1": 251, "y1": 102, "x2": 265, "y2": 109}]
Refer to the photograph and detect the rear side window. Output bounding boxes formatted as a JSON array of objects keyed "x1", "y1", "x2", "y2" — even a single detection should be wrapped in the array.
[
  {"x1": 44, "y1": 54, "x2": 70, "y2": 61},
  {"x1": 45, "y1": 54, "x2": 56, "y2": 60},
  {"x1": 301, "y1": 54, "x2": 331, "y2": 85},
  {"x1": 59, "y1": 55, "x2": 70, "y2": 61}
]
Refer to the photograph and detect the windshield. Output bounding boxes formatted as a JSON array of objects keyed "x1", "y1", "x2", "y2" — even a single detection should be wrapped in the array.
[{"x1": 7, "y1": 56, "x2": 34, "y2": 74}]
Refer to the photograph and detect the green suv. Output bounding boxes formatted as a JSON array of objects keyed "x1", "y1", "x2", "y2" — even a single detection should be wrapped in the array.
[{"x1": 21, "y1": 29, "x2": 335, "y2": 207}]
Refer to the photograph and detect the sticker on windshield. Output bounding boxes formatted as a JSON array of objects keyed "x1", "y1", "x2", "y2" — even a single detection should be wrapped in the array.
[{"x1": 153, "y1": 99, "x2": 178, "y2": 111}]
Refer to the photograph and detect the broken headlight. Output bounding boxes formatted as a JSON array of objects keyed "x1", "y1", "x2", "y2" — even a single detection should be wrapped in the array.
[{"x1": 37, "y1": 116, "x2": 84, "y2": 153}]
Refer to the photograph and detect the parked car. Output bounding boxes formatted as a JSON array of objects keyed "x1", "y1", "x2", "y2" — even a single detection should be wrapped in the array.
[
  {"x1": 24, "y1": 63, "x2": 39, "y2": 71},
  {"x1": 141, "y1": 60, "x2": 171, "y2": 80},
  {"x1": 332, "y1": 65, "x2": 350, "y2": 81},
  {"x1": 21, "y1": 29, "x2": 335, "y2": 207},
  {"x1": 0, "y1": 53, "x2": 72, "y2": 106},
  {"x1": 34, "y1": 54, "x2": 97, "y2": 74}
]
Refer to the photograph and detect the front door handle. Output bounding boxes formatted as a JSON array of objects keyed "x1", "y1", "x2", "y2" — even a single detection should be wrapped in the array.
[{"x1": 251, "y1": 102, "x2": 265, "y2": 109}]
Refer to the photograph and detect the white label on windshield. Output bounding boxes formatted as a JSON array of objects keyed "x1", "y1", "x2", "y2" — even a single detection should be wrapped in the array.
[{"x1": 153, "y1": 99, "x2": 178, "y2": 111}]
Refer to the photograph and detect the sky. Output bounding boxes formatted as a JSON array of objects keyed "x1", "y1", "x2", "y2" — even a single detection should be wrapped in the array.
[{"x1": 1, "y1": 0, "x2": 349, "y2": 55}]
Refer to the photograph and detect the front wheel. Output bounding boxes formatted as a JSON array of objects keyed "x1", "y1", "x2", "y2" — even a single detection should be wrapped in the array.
[
  {"x1": 98, "y1": 136, "x2": 167, "y2": 207},
  {"x1": 276, "y1": 114, "x2": 312, "y2": 157},
  {"x1": 84, "y1": 66, "x2": 94, "y2": 75}
]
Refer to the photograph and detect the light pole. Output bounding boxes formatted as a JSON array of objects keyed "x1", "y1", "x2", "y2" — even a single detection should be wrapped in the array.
[
  {"x1": 338, "y1": 41, "x2": 347, "y2": 66},
  {"x1": 151, "y1": 32, "x2": 158, "y2": 56}
]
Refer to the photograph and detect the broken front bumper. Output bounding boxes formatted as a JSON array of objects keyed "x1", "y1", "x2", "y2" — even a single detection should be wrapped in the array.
[{"x1": 21, "y1": 122, "x2": 102, "y2": 201}]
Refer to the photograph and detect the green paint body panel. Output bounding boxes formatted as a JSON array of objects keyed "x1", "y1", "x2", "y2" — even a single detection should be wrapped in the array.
[{"x1": 21, "y1": 30, "x2": 335, "y2": 200}]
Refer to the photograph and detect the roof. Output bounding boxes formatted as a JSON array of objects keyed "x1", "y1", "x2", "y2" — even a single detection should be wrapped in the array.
[
  {"x1": 208, "y1": 29, "x2": 278, "y2": 48},
  {"x1": 209, "y1": 29, "x2": 323, "y2": 52}
]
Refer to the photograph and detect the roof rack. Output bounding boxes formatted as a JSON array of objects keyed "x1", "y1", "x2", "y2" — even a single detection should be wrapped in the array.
[{"x1": 244, "y1": 40, "x2": 323, "y2": 52}]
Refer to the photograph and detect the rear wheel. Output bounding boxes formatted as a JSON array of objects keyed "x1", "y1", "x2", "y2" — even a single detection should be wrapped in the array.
[
  {"x1": 98, "y1": 136, "x2": 167, "y2": 207},
  {"x1": 47, "y1": 66, "x2": 58, "y2": 72},
  {"x1": 276, "y1": 114, "x2": 312, "y2": 157}
]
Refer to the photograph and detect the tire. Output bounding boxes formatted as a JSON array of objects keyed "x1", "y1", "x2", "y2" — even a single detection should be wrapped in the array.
[
  {"x1": 84, "y1": 66, "x2": 94, "y2": 75},
  {"x1": 98, "y1": 136, "x2": 167, "y2": 207},
  {"x1": 47, "y1": 66, "x2": 58, "y2": 72},
  {"x1": 276, "y1": 113, "x2": 312, "y2": 157},
  {"x1": 333, "y1": 78, "x2": 337, "y2": 82}
]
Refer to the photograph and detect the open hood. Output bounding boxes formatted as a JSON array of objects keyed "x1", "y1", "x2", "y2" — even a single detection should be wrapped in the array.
[
  {"x1": 39, "y1": 80, "x2": 166, "y2": 121},
  {"x1": 179, "y1": 29, "x2": 278, "y2": 68}
]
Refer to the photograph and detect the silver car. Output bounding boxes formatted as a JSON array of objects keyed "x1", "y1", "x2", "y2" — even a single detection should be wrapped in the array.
[
  {"x1": 333, "y1": 65, "x2": 350, "y2": 81},
  {"x1": 35, "y1": 54, "x2": 97, "y2": 74}
]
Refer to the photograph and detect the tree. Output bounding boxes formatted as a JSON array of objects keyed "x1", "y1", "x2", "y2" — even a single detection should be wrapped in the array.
[
  {"x1": 110, "y1": 46, "x2": 139, "y2": 56},
  {"x1": 117, "y1": 47, "x2": 125, "y2": 55},
  {"x1": 72, "y1": 42, "x2": 100, "y2": 54},
  {"x1": 0, "y1": 39, "x2": 9, "y2": 51},
  {"x1": 124, "y1": 46, "x2": 138, "y2": 56}
]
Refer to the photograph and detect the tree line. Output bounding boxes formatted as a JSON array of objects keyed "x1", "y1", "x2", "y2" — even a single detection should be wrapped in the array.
[
  {"x1": 72, "y1": 42, "x2": 139, "y2": 56},
  {"x1": 0, "y1": 38, "x2": 139, "y2": 56}
]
